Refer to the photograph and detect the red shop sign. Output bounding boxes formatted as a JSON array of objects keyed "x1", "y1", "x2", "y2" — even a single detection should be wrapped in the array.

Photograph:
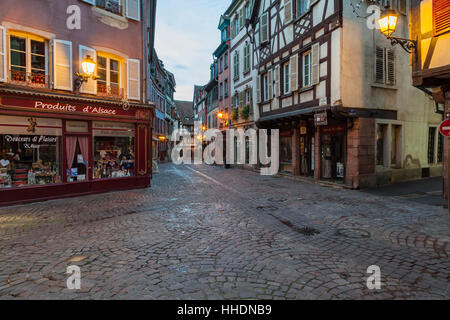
[
  {"x1": 1, "y1": 96, "x2": 137, "y2": 118},
  {"x1": 321, "y1": 124, "x2": 346, "y2": 134}
]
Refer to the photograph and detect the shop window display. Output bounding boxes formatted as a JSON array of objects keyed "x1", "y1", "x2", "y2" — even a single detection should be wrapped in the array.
[{"x1": 93, "y1": 122, "x2": 135, "y2": 179}]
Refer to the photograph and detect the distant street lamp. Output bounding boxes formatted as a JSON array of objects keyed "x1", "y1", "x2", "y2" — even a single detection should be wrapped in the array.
[
  {"x1": 378, "y1": 10, "x2": 416, "y2": 54},
  {"x1": 74, "y1": 55, "x2": 99, "y2": 91}
]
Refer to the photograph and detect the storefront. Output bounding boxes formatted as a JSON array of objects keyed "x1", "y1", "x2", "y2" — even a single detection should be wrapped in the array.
[{"x1": 0, "y1": 90, "x2": 153, "y2": 206}]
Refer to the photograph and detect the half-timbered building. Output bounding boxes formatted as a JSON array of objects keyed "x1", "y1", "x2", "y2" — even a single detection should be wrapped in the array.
[
  {"x1": 410, "y1": 0, "x2": 450, "y2": 201},
  {"x1": 251, "y1": 0, "x2": 442, "y2": 188}
]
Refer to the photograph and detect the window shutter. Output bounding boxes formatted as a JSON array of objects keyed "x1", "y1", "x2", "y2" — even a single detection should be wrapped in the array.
[
  {"x1": 274, "y1": 65, "x2": 280, "y2": 97},
  {"x1": 239, "y1": 91, "x2": 244, "y2": 107},
  {"x1": 237, "y1": 51, "x2": 240, "y2": 77},
  {"x1": 386, "y1": 48, "x2": 396, "y2": 85},
  {"x1": 433, "y1": 0, "x2": 450, "y2": 35},
  {"x1": 81, "y1": 0, "x2": 95, "y2": 4},
  {"x1": 256, "y1": 75, "x2": 261, "y2": 103},
  {"x1": 260, "y1": 12, "x2": 269, "y2": 43},
  {"x1": 126, "y1": 0, "x2": 141, "y2": 21},
  {"x1": 0, "y1": 26, "x2": 6, "y2": 82},
  {"x1": 375, "y1": 46, "x2": 385, "y2": 84},
  {"x1": 311, "y1": 43, "x2": 320, "y2": 85},
  {"x1": 284, "y1": 0, "x2": 293, "y2": 24},
  {"x1": 268, "y1": 70, "x2": 273, "y2": 99},
  {"x1": 290, "y1": 54, "x2": 298, "y2": 92},
  {"x1": 79, "y1": 45, "x2": 97, "y2": 94},
  {"x1": 53, "y1": 39, "x2": 73, "y2": 91},
  {"x1": 127, "y1": 58, "x2": 141, "y2": 100}
]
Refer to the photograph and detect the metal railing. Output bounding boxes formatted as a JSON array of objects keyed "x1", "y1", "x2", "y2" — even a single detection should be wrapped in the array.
[
  {"x1": 9, "y1": 70, "x2": 48, "y2": 88},
  {"x1": 97, "y1": 83, "x2": 124, "y2": 99},
  {"x1": 95, "y1": 0, "x2": 122, "y2": 15}
]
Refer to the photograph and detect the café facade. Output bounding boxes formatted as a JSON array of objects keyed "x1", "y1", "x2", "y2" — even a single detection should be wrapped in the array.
[{"x1": 0, "y1": 87, "x2": 153, "y2": 206}]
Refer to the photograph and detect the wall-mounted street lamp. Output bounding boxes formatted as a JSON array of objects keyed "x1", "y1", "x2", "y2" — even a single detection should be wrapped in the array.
[
  {"x1": 74, "y1": 55, "x2": 99, "y2": 91},
  {"x1": 378, "y1": 10, "x2": 417, "y2": 54}
]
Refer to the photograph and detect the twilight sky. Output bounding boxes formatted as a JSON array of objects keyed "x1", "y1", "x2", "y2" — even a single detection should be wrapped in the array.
[{"x1": 154, "y1": 0, "x2": 230, "y2": 101}]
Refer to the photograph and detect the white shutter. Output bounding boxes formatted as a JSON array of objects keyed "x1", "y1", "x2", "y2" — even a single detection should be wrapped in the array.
[
  {"x1": 79, "y1": 45, "x2": 97, "y2": 94},
  {"x1": 53, "y1": 39, "x2": 73, "y2": 91},
  {"x1": 386, "y1": 48, "x2": 395, "y2": 85},
  {"x1": 127, "y1": 58, "x2": 140, "y2": 100},
  {"x1": 284, "y1": 0, "x2": 293, "y2": 24},
  {"x1": 81, "y1": 0, "x2": 95, "y2": 4},
  {"x1": 274, "y1": 65, "x2": 280, "y2": 98},
  {"x1": 256, "y1": 75, "x2": 261, "y2": 103},
  {"x1": 260, "y1": 13, "x2": 269, "y2": 43},
  {"x1": 268, "y1": 69, "x2": 273, "y2": 99},
  {"x1": 126, "y1": 0, "x2": 141, "y2": 21},
  {"x1": 311, "y1": 43, "x2": 320, "y2": 85},
  {"x1": 290, "y1": 54, "x2": 298, "y2": 92},
  {"x1": 0, "y1": 26, "x2": 6, "y2": 82}
]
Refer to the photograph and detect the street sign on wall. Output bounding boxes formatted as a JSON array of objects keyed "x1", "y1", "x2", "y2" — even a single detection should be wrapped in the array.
[{"x1": 440, "y1": 119, "x2": 450, "y2": 137}]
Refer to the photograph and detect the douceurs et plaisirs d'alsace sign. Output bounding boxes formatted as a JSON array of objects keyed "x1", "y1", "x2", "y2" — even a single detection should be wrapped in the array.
[{"x1": 0, "y1": 96, "x2": 137, "y2": 118}]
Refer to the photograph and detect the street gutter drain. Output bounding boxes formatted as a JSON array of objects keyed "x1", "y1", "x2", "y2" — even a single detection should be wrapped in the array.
[{"x1": 336, "y1": 228, "x2": 371, "y2": 239}]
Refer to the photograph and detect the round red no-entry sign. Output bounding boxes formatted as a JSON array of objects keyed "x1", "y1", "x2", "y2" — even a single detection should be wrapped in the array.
[{"x1": 440, "y1": 119, "x2": 450, "y2": 137}]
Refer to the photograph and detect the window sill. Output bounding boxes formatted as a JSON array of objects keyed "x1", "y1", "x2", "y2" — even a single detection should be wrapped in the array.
[
  {"x1": 371, "y1": 83, "x2": 398, "y2": 90},
  {"x1": 298, "y1": 86, "x2": 314, "y2": 93}
]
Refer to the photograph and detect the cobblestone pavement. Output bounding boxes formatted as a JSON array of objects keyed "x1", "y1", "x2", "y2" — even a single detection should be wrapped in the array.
[{"x1": 0, "y1": 163, "x2": 449, "y2": 300}]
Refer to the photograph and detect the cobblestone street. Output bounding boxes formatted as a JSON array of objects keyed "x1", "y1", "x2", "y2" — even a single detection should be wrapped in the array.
[{"x1": 0, "y1": 163, "x2": 449, "y2": 300}]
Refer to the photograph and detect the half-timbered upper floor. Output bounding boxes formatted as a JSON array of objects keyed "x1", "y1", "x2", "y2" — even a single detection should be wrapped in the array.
[{"x1": 410, "y1": 0, "x2": 450, "y2": 89}]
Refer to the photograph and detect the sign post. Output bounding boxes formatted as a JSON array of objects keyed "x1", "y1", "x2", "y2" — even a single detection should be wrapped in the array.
[{"x1": 439, "y1": 119, "x2": 450, "y2": 212}]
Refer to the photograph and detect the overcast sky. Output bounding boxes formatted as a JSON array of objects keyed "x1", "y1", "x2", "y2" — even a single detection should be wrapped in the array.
[{"x1": 154, "y1": 0, "x2": 230, "y2": 102}]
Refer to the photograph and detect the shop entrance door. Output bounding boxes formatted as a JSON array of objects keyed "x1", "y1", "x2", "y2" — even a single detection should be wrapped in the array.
[{"x1": 65, "y1": 135, "x2": 90, "y2": 183}]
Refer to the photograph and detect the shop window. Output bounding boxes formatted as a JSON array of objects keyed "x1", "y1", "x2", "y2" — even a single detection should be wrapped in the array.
[
  {"x1": 9, "y1": 34, "x2": 47, "y2": 87},
  {"x1": 391, "y1": 125, "x2": 401, "y2": 167},
  {"x1": 97, "y1": 54, "x2": 123, "y2": 98},
  {"x1": 428, "y1": 127, "x2": 437, "y2": 164},
  {"x1": 376, "y1": 124, "x2": 388, "y2": 166},
  {"x1": 0, "y1": 116, "x2": 62, "y2": 188},
  {"x1": 93, "y1": 122, "x2": 135, "y2": 179}
]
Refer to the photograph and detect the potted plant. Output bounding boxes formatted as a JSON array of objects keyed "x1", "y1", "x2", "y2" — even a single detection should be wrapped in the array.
[{"x1": 231, "y1": 108, "x2": 239, "y2": 122}]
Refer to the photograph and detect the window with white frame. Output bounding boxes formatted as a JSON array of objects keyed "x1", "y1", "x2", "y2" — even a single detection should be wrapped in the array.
[
  {"x1": 302, "y1": 51, "x2": 312, "y2": 87},
  {"x1": 9, "y1": 34, "x2": 47, "y2": 86},
  {"x1": 283, "y1": 61, "x2": 290, "y2": 94},
  {"x1": 375, "y1": 46, "x2": 396, "y2": 85},
  {"x1": 233, "y1": 51, "x2": 240, "y2": 80}
]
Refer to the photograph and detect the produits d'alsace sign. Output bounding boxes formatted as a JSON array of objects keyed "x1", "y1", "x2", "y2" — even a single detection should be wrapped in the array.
[{"x1": 0, "y1": 96, "x2": 137, "y2": 118}]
